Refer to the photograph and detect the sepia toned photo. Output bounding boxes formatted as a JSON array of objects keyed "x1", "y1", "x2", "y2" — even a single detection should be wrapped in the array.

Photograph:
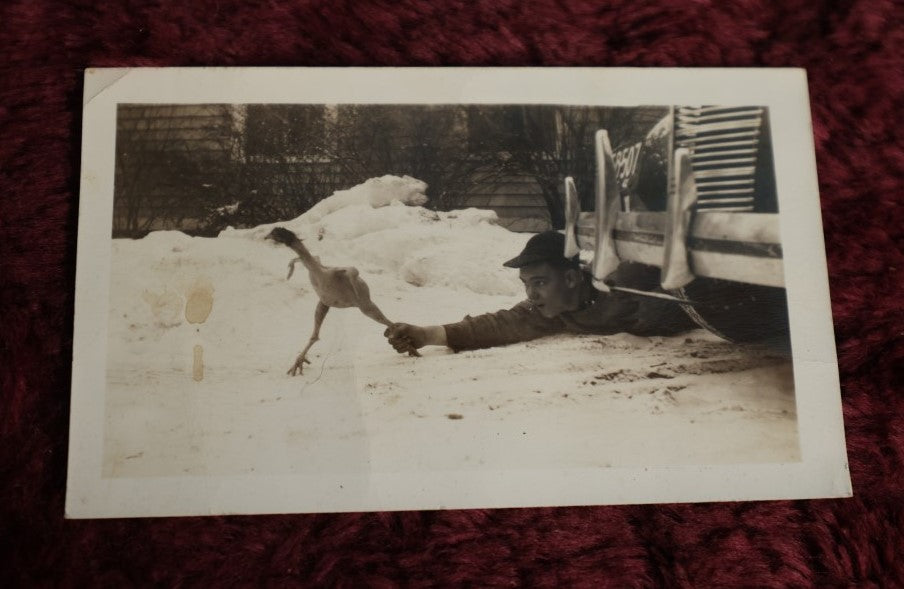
[{"x1": 67, "y1": 68, "x2": 849, "y2": 518}]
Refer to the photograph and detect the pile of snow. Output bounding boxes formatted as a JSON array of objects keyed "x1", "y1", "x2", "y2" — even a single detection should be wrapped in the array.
[
  {"x1": 228, "y1": 175, "x2": 429, "y2": 239},
  {"x1": 222, "y1": 174, "x2": 526, "y2": 297},
  {"x1": 302, "y1": 174, "x2": 428, "y2": 223}
]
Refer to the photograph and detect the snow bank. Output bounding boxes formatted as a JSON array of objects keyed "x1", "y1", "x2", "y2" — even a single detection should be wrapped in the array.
[
  {"x1": 219, "y1": 174, "x2": 527, "y2": 296},
  {"x1": 303, "y1": 174, "x2": 428, "y2": 223},
  {"x1": 226, "y1": 174, "x2": 429, "y2": 240}
]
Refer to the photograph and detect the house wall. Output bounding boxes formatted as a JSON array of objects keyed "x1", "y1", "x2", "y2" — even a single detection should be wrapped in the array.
[
  {"x1": 113, "y1": 104, "x2": 239, "y2": 235},
  {"x1": 457, "y1": 172, "x2": 552, "y2": 233}
]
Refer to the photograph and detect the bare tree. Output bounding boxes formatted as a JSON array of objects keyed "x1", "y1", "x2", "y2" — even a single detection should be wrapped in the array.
[
  {"x1": 231, "y1": 105, "x2": 341, "y2": 225},
  {"x1": 472, "y1": 105, "x2": 669, "y2": 228},
  {"x1": 319, "y1": 105, "x2": 509, "y2": 211},
  {"x1": 224, "y1": 104, "x2": 500, "y2": 227}
]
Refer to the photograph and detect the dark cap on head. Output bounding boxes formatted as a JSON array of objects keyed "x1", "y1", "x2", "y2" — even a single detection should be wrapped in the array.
[{"x1": 503, "y1": 231, "x2": 577, "y2": 268}]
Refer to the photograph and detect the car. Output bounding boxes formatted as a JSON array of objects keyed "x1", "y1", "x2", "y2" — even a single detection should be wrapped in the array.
[{"x1": 563, "y1": 106, "x2": 789, "y2": 344}]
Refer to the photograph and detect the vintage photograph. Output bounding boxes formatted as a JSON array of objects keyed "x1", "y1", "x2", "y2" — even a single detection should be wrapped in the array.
[{"x1": 67, "y1": 69, "x2": 849, "y2": 517}]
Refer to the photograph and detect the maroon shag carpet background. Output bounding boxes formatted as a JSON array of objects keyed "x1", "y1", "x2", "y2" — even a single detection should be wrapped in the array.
[{"x1": 2, "y1": 0, "x2": 902, "y2": 585}]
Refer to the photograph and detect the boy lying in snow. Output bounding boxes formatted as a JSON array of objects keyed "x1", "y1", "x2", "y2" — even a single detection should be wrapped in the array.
[{"x1": 384, "y1": 231, "x2": 696, "y2": 353}]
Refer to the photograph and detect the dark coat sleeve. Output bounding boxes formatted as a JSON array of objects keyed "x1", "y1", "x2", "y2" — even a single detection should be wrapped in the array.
[{"x1": 442, "y1": 301, "x2": 566, "y2": 352}]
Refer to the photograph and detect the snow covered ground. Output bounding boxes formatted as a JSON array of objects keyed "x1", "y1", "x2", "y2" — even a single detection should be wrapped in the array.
[{"x1": 103, "y1": 175, "x2": 799, "y2": 479}]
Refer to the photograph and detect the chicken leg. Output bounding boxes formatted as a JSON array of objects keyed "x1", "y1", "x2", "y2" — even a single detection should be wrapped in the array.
[{"x1": 288, "y1": 302, "x2": 329, "y2": 376}]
